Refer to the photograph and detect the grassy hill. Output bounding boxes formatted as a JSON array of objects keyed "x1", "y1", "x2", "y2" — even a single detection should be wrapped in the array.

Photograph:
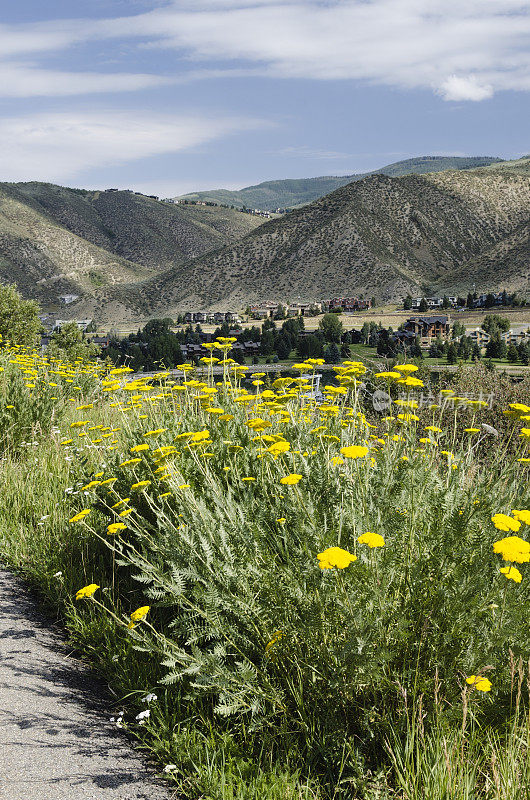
[
  {"x1": 104, "y1": 159, "x2": 530, "y2": 320},
  {"x1": 0, "y1": 183, "x2": 265, "y2": 310},
  {"x1": 176, "y1": 156, "x2": 502, "y2": 211}
]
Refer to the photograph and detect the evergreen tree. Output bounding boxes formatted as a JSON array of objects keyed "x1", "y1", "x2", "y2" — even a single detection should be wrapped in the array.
[{"x1": 446, "y1": 343, "x2": 458, "y2": 364}]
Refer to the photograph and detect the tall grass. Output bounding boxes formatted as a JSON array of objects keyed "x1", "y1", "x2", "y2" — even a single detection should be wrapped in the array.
[{"x1": 0, "y1": 346, "x2": 529, "y2": 798}]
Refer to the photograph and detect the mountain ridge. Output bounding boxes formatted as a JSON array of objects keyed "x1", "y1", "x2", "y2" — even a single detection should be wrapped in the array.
[{"x1": 175, "y1": 156, "x2": 503, "y2": 211}]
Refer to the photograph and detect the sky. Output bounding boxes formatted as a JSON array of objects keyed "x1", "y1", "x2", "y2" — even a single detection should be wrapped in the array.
[{"x1": 0, "y1": 0, "x2": 529, "y2": 196}]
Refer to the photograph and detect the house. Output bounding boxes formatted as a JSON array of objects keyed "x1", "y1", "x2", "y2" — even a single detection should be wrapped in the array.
[
  {"x1": 88, "y1": 335, "x2": 110, "y2": 349},
  {"x1": 59, "y1": 294, "x2": 79, "y2": 305},
  {"x1": 501, "y1": 329, "x2": 529, "y2": 345},
  {"x1": 53, "y1": 319, "x2": 93, "y2": 332},
  {"x1": 468, "y1": 328, "x2": 490, "y2": 347},
  {"x1": 250, "y1": 302, "x2": 278, "y2": 319},
  {"x1": 403, "y1": 315, "x2": 451, "y2": 344},
  {"x1": 322, "y1": 297, "x2": 371, "y2": 313}
]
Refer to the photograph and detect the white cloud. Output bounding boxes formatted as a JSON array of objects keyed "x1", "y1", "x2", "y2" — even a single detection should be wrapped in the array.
[
  {"x1": 1, "y1": 1, "x2": 529, "y2": 100},
  {"x1": 439, "y1": 75, "x2": 494, "y2": 101},
  {"x1": 0, "y1": 62, "x2": 168, "y2": 97},
  {"x1": 0, "y1": 111, "x2": 268, "y2": 182},
  {"x1": 101, "y1": 0, "x2": 530, "y2": 100}
]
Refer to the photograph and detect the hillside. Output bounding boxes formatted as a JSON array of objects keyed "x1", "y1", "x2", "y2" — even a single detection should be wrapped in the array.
[
  {"x1": 176, "y1": 156, "x2": 502, "y2": 211},
  {"x1": 0, "y1": 182, "x2": 265, "y2": 309},
  {"x1": 104, "y1": 160, "x2": 530, "y2": 320}
]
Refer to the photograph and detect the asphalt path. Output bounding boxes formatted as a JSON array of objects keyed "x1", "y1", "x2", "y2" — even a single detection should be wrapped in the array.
[{"x1": 0, "y1": 570, "x2": 172, "y2": 800}]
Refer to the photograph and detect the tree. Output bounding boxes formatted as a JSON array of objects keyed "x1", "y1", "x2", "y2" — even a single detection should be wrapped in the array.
[
  {"x1": 484, "y1": 293, "x2": 496, "y2": 308},
  {"x1": 48, "y1": 322, "x2": 100, "y2": 362},
  {"x1": 442, "y1": 295, "x2": 450, "y2": 309},
  {"x1": 419, "y1": 298, "x2": 428, "y2": 312},
  {"x1": 485, "y1": 333, "x2": 507, "y2": 360},
  {"x1": 318, "y1": 313, "x2": 343, "y2": 343},
  {"x1": 507, "y1": 343, "x2": 519, "y2": 362},
  {"x1": 518, "y1": 342, "x2": 530, "y2": 365},
  {"x1": 297, "y1": 334, "x2": 324, "y2": 359},
  {"x1": 466, "y1": 292, "x2": 474, "y2": 308},
  {"x1": 452, "y1": 321, "x2": 466, "y2": 339},
  {"x1": 324, "y1": 342, "x2": 341, "y2": 363},
  {"x1": 274, "y1": 334, "x2": 292, "y2": 360},
  {"x1": 403, "y1": 295, "x2": 413, "y2": 310},
  {"x1": 482, "y1": 315, "x2": 510, "y2": 334},
  {"x1": 0, "y1": 284, "x2": 42, "y2": 347},
  {"x1": 446, "y1": 343, "x2": 458, "y2": 364},
  {"x1": 471, "y1": 343, "x2": 482, "y2": 361}
]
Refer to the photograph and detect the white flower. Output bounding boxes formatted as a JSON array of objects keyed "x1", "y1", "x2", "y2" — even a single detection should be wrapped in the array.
[
  {"x1": 481, "y1": 423, "x2": 499, "y2": 436},
  {"x1": 142, "y1": 693, "x2": 158, "y2": 704},
  {"x1": 163, "y1": 764, "x2": 177, "y2": 773},
  {"x1": 110, "y1": 713, "x2": 124, "y2": 728},
  {"x1": 135, "y1": 709, "x2": 150, "y2": 722},
  {"x1": 53, "y1": 571, "x2": 63, "y2": 578}
]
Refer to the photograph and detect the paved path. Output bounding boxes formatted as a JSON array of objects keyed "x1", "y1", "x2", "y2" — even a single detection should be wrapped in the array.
[{"x1": 0, "y1": 570, "x2": 173, "y2": 800}]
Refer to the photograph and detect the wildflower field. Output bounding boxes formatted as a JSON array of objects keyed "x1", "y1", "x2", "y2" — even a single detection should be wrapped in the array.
[{"x1": 1, "y1": 339, "x2": 530, "y2": 799}]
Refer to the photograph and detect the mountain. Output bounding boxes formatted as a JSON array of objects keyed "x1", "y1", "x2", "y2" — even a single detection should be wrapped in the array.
[
  {"x1": 0, "y1": 182, "x2": 266, "y2": 309},
  {"x1": 106, "y1": 158, "x2": 530, "y2": 319},
  {"x1": 175, "y1": 156, "x2": 503, "y2": 211}
]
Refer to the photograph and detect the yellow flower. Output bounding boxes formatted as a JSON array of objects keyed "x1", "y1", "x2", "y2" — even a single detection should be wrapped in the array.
[
  {"x1": 119, "y1": 508, "x2": 134, "y2": 518},
  {"x1": 242, "y1": 477, "x2": 256, "y2": 482},
  {"x1": 358, "y1": 532, "x2": 385, "y2": 548},
  {"x1": 340, "y1": 445, "x2": 369, "y2": 459},
  {"x1": 82, "y1": 480, "x2": 101, "y2": 490},
  {"x1": 178, "y1": 484, "x2": 191, "y2": 490},
  {"x1": 128, "y1": 605, "x2": 150, "y2": 628},
  {"x1": 69, "y1": 509, "x2": 91, "y2": 523},
  {"x1": 277, "y1": 517, "x2": 286, "y2": 524},
  {"x1": 111, "y1": 498, "x2": 130, "y2": 508},
  {"x1": 491, "y1": 513, "x2": 521, "y2": 532},
  {"x1": 130, "y1": 443, "x2": 149, "y2": 452},
  {"x1": 131, "y1": 480, "x2": 151, "y2": 491},
  {"x1": 143, "y1": 428, "x2": 167, "y2": 436},
  {"x1": 265, "y1": 631, "x2": 283, "y2": 651},
  {"x1": 512, "y1": 509, "x2": 530, "y2": 525},
  {"x1": 107, "y1": 522, "x2": 127, "y2": 534},
  {"x1": 120, "y1": 458, "x2": 142, "y2": 467},
  {"x1": 317, "y1": 547, "x2": 357, "y2": 570},
  {"x1": 267, "y1": 440, "x2": 291, "y2": 456},
  {"x1": 520, "y1": 428, "x2": 530, "y2": 439},
  {"x1": 500, "y1": 566, "x2": 522, "y2": 583},
  {"x1": 280, "y1": 473, "x2": 302, "y2": 485},
  {"x1": 75, "y1": 583, "x2": 99, "y2": 600},
  {"x1": 466, "y1": 675, "x2": 492, "y2": 692},
  {"x1": 493, "y1": 536, "x2": 530, "y2": 563},
  {"x1": 395, "y1": 364, "x2": 418, "y2": 373}
]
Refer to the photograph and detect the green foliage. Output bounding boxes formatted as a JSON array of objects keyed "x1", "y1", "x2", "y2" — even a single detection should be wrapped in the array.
[
  {"x1": 0, "y1": 283, "x2": 42, "y2": 347},
  {"x1": 48, "y1": 322, "x2": 100, "y2": 362},
  {"x1": 1, "y1": 347, "x2": 530, "y2": 798},
  {"x1": 482, "y1": 315, "x2": 511, "y2": 334},
  {"x1": 319, "y1": 313, "x2": 343, "y2": 343}
]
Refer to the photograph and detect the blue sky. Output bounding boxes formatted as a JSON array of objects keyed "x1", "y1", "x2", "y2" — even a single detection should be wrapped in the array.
[{"x1": 0, "y1": 0, "x2": 529, "y2": 196}]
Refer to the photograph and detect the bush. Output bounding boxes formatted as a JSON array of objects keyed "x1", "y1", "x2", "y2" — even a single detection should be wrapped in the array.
[{"x1": 1, "y1": 345, "x2": 530, "y2": 797}]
